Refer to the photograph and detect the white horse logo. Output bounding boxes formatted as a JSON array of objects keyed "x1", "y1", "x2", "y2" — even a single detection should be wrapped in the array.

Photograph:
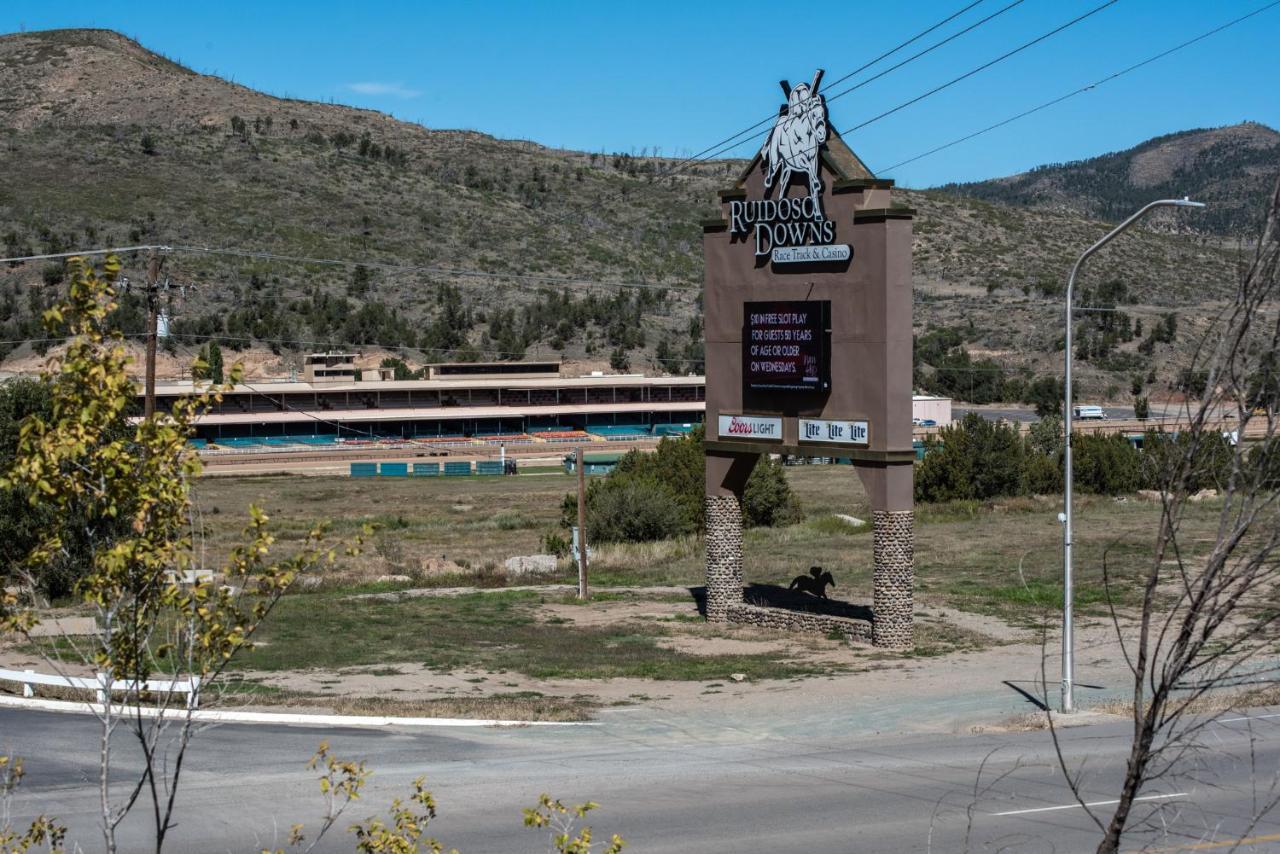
[{"x1": 760, "y1": 70, "x2": 827, "y2": 219}]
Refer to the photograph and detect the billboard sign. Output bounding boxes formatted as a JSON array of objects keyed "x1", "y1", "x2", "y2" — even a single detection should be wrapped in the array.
[
  {"x1": 717, "y1": 414, "x2": 783, "y2": 441},
  {"x1": 799, "y1": 418, "x2": 869, "y2": 446}
]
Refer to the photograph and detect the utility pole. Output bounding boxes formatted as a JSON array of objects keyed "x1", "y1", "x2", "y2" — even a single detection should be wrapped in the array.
[
  {"x1": 143, "y1": 248, "x2": 165, "y2": 419},
  {"x1": 576, "y1": 445, "x2": 588, "y2": 600},
  {"x1": 1059, "y1": 197, "x2": 1203, "y2": 714}
]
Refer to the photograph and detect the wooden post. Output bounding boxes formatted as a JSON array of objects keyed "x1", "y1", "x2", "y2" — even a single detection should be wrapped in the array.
[
  {"x1": 143, "y1": 249, "x2": 163, "y2": 419},
  {"x1": 576, "y1": 446, "x2": 588, "y2": 600}
]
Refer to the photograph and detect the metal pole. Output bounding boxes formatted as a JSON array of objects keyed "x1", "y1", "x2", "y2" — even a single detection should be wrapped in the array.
[
  {"x1": 1060, "y1": 198, "x2": 1203, "y2": 714},
  {"x1": 576, "y1": 446, "x2": 588, "y2": 600},
  {"x1": 143, "y1": 249, "x2": 163, "y2": 419}
]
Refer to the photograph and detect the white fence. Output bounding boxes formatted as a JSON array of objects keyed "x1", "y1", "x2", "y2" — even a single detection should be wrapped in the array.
[{"x1": 0, "y1": 668, "x2": 201, "y2": 709}]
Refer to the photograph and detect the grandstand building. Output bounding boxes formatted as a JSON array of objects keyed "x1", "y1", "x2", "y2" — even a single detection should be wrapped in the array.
[
  {"x1": 148, "y1": 358, "x2": 704, "y2": 449},
  {"x1": 140, "y1": 357, "x2": 950, "y2": 452}
]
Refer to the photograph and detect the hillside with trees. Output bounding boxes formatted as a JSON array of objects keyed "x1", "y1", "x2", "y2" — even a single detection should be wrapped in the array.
[
  {"x1": 936, "y1": 122, "x2": 1280, "y2": 236},
  {"x1": 0, "y1": 28, "x2": 1265, "y2": 403}
]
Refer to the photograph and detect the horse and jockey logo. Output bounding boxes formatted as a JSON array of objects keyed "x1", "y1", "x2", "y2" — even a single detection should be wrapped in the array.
[
  {"x1": 761, "y1": 70, "x2": 828, "y2": 220},
  {"x1": 728, "y1": 70, "x2": 848, "y2": 262}
]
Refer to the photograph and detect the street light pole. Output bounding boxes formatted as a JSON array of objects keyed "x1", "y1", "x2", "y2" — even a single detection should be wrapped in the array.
[{"x1": 1060, "y1": 198, "x2": 1204, "y2": 714}]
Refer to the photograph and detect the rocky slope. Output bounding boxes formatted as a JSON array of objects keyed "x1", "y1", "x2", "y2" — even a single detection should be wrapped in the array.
[
  {"x1": 936, "y1": 123, "x2": 1280, "y2": 237},
  {"x1": 0, "y1": 28, "x2": 1266, "y2": 401}
]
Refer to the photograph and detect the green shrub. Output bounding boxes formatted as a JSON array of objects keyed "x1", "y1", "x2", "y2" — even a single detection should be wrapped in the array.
[
  {"x1": 1141, "y1": 430, "x2": 1235, "y2": 492},
  {"x1": 542, "y1": 531, "x2": 570, "y2": 557},
  {"x1": 742, "y1": 455, "x2": 804, "y2": 528},
  {"x1": 1022, "y1": 451, "x2": 1063, "y2": 495},
  {"x1": 914, "y1": 414, "x2": 1025, "y2": 502},
  {"x1": 491, "y1": 510, "x2": 534, "y2": 530},
  {"x1": 1071, "y1": 433, "x2": 1143, "y2": 495},
  {"x1": 563, "y1": 425, "x2": 802, "y2": 543},
  {"x1": 1248, "y1": 438, "x2": 1280, "y2": 489},
  {"x1": 583, "y1": 476, "x2": 693, "y2": 544}
]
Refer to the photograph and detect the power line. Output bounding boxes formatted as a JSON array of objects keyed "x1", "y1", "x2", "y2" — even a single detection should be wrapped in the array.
[
  {"x1": 823, "y1": 0, "x2": 1025, "y2": 110},
  {"x1": 878, "y1": 0, "x2": 1280, "y2": 173},
  {"x1": 689, "y1": 0, "x2": 1032, "y2": 167},
  {"x1": 0, "y1": 245, "x2": 167, "y2": 265},
  {"x1": 169, "y1": 245, "x2": 695, "y2": 292},
  {"x1": 161, "y1": 331, "x2": 702, "y2": 367},
  {"x1": 839, "y1": 0, "x2": 1120, "y2": 136},
  {"x1": 0, "y1": 243, "x2": 698, "y2": 293},
  {"x1": 660, "y1": 0, "x2": 999, "y2": 173}
]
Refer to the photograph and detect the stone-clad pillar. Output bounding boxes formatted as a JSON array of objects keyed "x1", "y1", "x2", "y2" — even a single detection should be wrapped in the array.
[
  {"x1": 704, "y1": 494, "x2": 744, "y2": 622},
  {"x1": 704, "y1": 450, "x2": 757, "y2": 623},
  {"x1": 858, "y1": 460, "x2": 915, "y2": 648},
  {"x1": 871, "y1": 509, "x2": 914, "y2": 648}
]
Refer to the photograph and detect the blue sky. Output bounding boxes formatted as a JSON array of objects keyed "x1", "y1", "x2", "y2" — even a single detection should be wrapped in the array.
[{"x1": 3, "y1": 1, "x2": 1278, "y2": 187}]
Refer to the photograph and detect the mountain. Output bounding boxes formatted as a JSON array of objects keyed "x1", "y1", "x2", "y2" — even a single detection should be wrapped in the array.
[
  {"x1": 0, "y1": 28, "x2": 1267, "y2": 403},
  {"x1": 935, "y1": 123, "x2": 1280, "y2": 236}
]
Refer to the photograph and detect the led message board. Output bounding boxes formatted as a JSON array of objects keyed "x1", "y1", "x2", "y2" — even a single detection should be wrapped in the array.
[{"x1": 742, "y1": 300, "x2": 830, "y2": 393}]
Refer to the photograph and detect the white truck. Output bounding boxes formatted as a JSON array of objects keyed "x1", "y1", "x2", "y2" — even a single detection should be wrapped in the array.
[{"x1": 1073, "y1": 405, "x2": 1107, "y2": 421}]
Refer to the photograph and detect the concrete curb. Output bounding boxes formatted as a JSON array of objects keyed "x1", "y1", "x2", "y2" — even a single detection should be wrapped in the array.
[{"x1": 0, "y1": 694, "x2": 595, "y2": 728}]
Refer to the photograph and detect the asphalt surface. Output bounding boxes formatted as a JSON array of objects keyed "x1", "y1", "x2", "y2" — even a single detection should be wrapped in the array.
[
  {"x1": 954, "y1": 406, "x2": 1137, "y2": 424},
  {"x1": 7, "y1": 706, "x2": 1280, "y2": 852}
]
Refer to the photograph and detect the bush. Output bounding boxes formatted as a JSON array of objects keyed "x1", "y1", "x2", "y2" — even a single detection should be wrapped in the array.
[
  {"x1": 563, "y1": 425, "x2": 802, "y2": 543},
  {"x1": 1023, "y1": 451, "x2": 1063, "y2": 495},
  {"x1": 914, "y1": 414, "x2": 1024, "y2": 502},
  {"x1": 1072, "y1": 433, "x2": 1143, "y2": 495},
  {"x1": 1141, "y1": 431, "x2": 1235, "y2": 493},
  {"x1": 742, "y1": 455, "x2": 804, "y2": 528},
  {"x1": 583, "y1": 476, "x2": 693, "y2": 544},
  {"x1": 1248, "y1": 438, "x2": 1280, "y2": 490}
]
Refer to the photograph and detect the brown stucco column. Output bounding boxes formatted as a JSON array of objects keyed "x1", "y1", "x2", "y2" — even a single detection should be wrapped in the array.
[
  {"x1": 704, "y1": 450, "x2": 757, "y2": 622},
  {"x1": 857, "y1": 461, "x2": 914, "y2": 648}
]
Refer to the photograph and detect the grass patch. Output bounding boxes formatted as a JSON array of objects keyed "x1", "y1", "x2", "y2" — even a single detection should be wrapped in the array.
[
  {"x1": 220, "y1": 679, "x2": 596, "y2": 721},
  {"x1": 192, "y1": 466, "x2": 1233, "y2": 635},
  {"x1": 234, "y1": 590, "x2": 830, "y2": 681},
  {"x1": 807, "y1": 515, "x2": 868, "y2": 536}
]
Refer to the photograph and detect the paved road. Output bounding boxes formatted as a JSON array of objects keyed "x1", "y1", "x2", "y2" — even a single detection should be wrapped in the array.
[
  {"x1": 7, "y1": 706, "x2": 1280, "y2": 852},
  {"x1": 955, "y1": 406, "x2": 1137, "y2": 424}
]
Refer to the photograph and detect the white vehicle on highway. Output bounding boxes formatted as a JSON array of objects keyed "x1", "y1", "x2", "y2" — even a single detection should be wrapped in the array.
[{"x1": 1073, "y1": 405, "x2": 1107, "y2": 420}]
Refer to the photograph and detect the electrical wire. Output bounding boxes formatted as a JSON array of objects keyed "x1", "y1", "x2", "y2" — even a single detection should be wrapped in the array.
[
  {"x1": 168, "y1": 245, "x2": 694, "y2": 292},
  {"x1": 839, "y1": 0, "x2": 1120, "y2": 136},
  {"x1": 687, "y1": 0, "x2": 1032, "y2": 167},
  {"x1": 161, "y1": 331, "x2": 701, "y2": 366},
  {"x1": 1, "y1": 243, "x2": 699, "y2": 293},
  {"x1": 878, "y1": 0, "x2": 1280, "y2": 173},
  {"x1": 0, "y1": 245, "x2": 166, "y2": 264},
  {"x1": 659, "y1": 0, "x2": 998, "y2": 174}
]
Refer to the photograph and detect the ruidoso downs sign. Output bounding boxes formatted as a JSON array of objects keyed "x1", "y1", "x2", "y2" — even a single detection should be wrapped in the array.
[{"x1": 728, "y1": 70, "x2": 850, "y2": 264}]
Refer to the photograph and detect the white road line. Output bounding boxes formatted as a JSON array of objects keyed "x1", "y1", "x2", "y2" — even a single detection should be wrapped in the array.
[
  {"x1": 1219, "y1": 713, "x2": 1280, "y2": 723},
  {"x1": 992, "y1": 792, "x2": 1188, "y2": 817},
  {"x1": 0, "y1": 694, "x2": 595, "y2": 728}
]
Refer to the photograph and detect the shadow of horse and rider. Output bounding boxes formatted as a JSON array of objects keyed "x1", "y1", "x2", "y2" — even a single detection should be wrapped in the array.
[{"x1": 689, "y1": 565, "x2": 872, "y2": 622}]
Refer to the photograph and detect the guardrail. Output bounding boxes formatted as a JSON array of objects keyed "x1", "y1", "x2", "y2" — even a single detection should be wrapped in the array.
[{"x1": 0, "y1": 668, "x2": 201, "y2": 709}]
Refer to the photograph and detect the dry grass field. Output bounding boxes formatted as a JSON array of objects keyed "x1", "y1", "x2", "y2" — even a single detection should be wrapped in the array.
[
  {"x1": 5, "y1": 465, "x2": 1231, "y2": 720},
  {"x1": 192, "y1": 465, "x2": 1226, "y2": 626}
]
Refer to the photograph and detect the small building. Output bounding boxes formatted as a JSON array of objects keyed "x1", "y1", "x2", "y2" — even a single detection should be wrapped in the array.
[
  {"x1": 303, "y1": 353, "x2": 358, "y2": 384},
  {"x1": 563, "y1": 451, "x2": 625, "y2": 475},
  {"x1": 912, "y1": 395, "x2": 952, "y2": 426}
]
